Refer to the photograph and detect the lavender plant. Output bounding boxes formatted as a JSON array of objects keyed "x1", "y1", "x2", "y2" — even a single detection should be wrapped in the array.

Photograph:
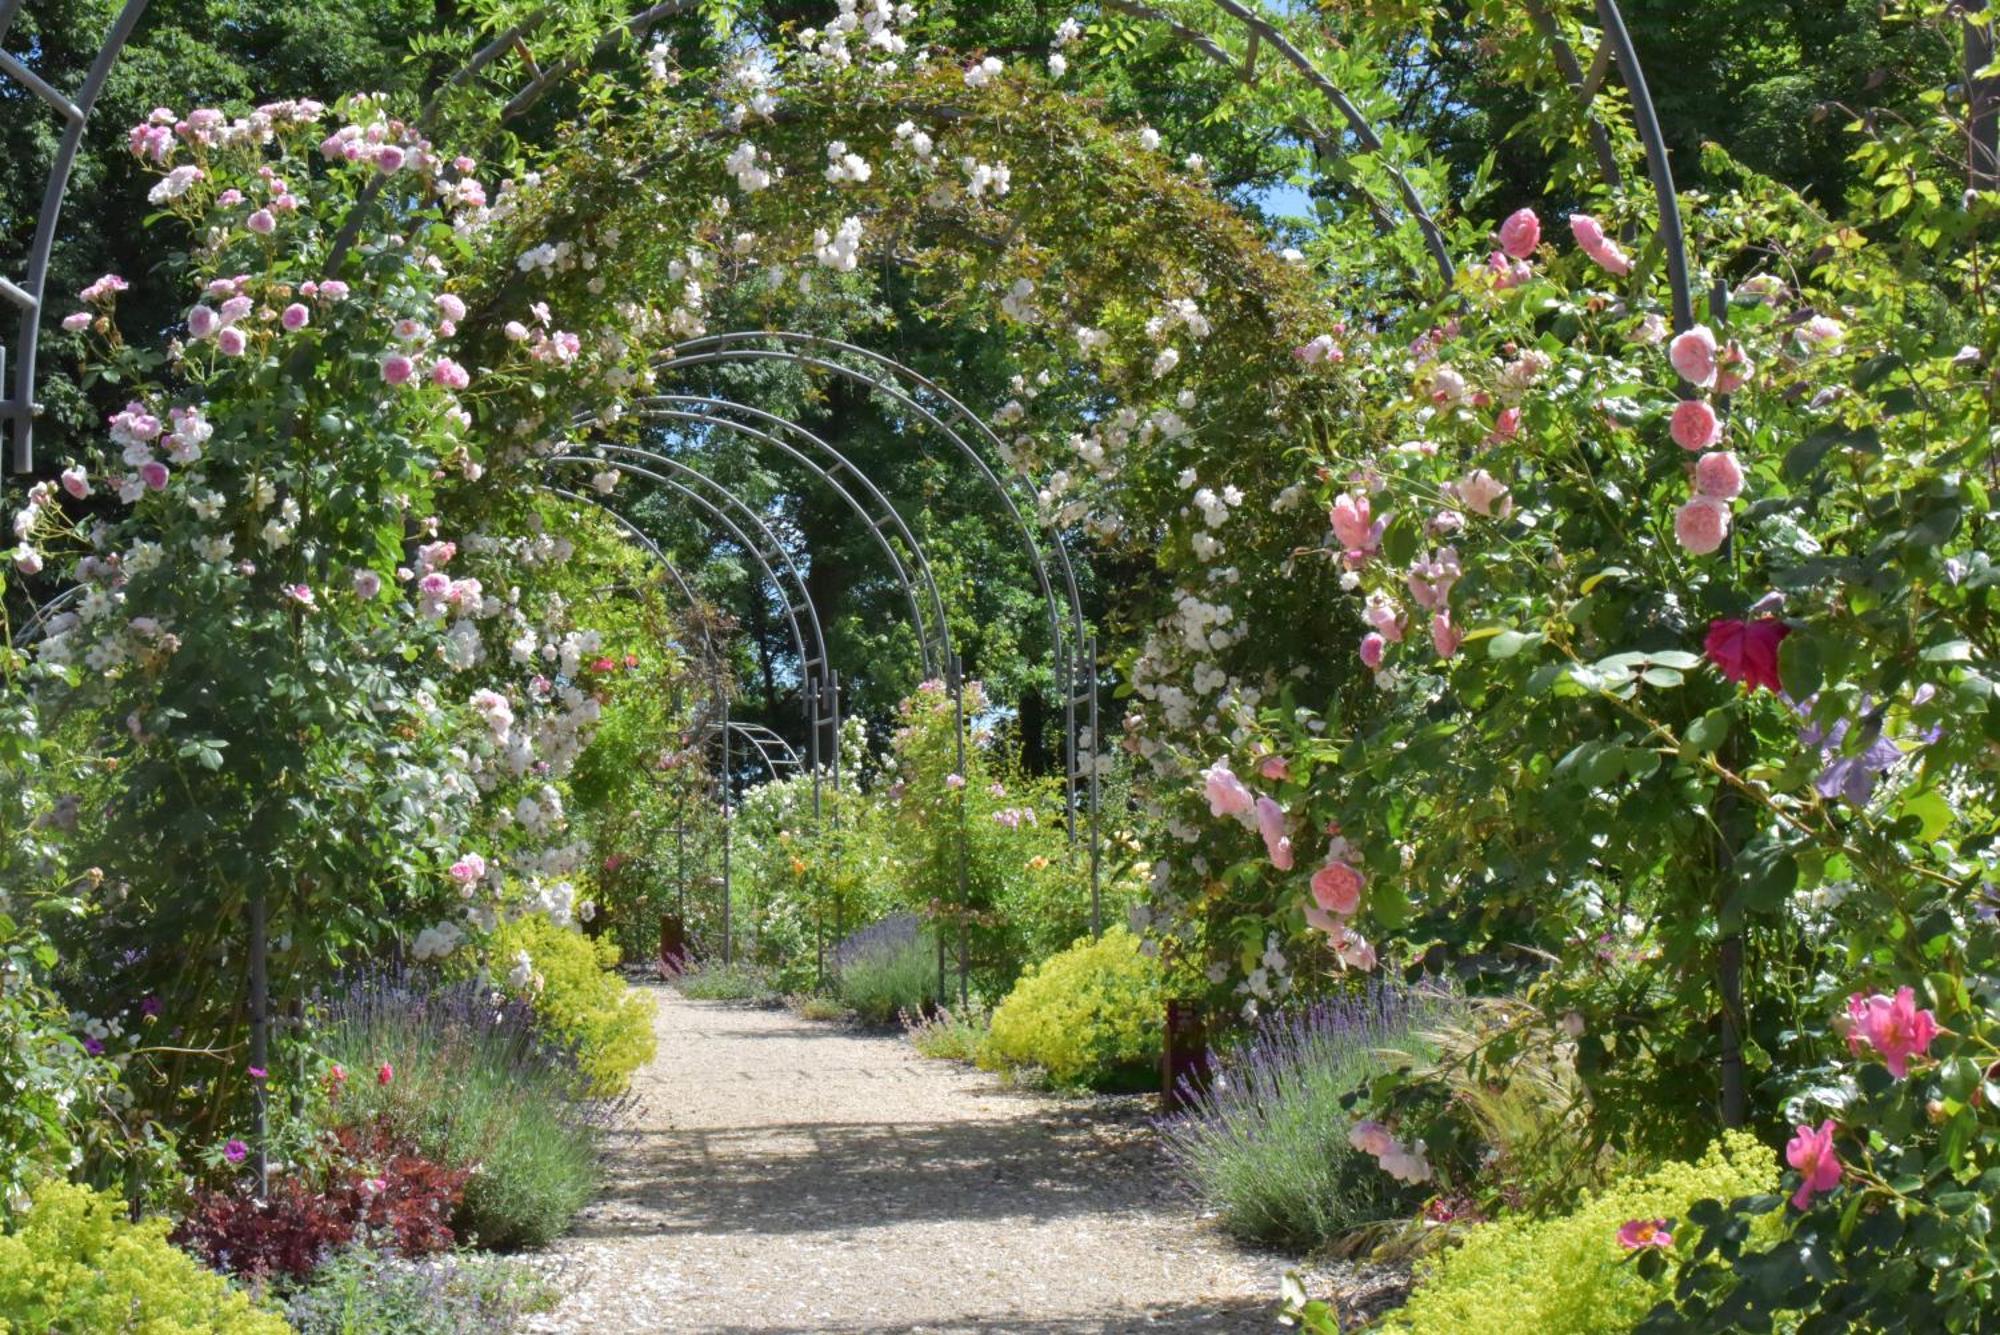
[
  {"x1": 314, "y1": 970, "x2": 632, "y2": 1251},
  {"x1": 1161, "y1": 980, "x2": 1460, "y2": 1250}
]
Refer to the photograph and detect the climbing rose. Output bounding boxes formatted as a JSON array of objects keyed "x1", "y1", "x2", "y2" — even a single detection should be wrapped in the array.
[
  {"x1": 1704, "y1": 617, "x2": 1789, "y2": 694},
  {"x1": 138, "y1": 460, "x2": 170, "y2": 491},
  {"x1": 1255, "y1": 796, "x2": 1293, "y2": 870},
  {"x1": 1311, "y1": 860, "x2": 1364, "y2": 916},
  {"x1": 1845, "y1": 986, "x2": 1940, "y2": 1079},
  {"x1": 1670, "y1": 325, "x2": 1719, "y2": 388},
  {"x1": 60, "y1": 467, "x2": 89, "y2": 499},
  {"x1": 1358, "y1": 631, "x2": 1386, "y2": 671},
  {"x1": 1617, "y1": 1219, "x2": 1673, "y2": 1251},
  {"x1": 1257, "y1": 755, "x2": 1290, "y2": 782},
  {"x1": 215, "y1": 327, "x2": 247, "y2": 357},
  {"x1": 187, "y1": 305, "x2": 219, "y2": 339},
  {"x1": 1498, "y1": 207, "x2": 1540, "y2": 260},
  {"x1": 1348, "y1": 1120, "x2": 1395, "y2": 1157},
  {"x1": 61, "y1": 312, "x2": 91, "y2": 332},
  {"x1": 448, "y1": 852, "x2": 486, "y2": 883},
  {"x1": 1715, "y1": 341, "x2": 1755, "y2": 394},
  {"x1": 1329, "y1": 492, "x2": 1383, "y2": 556},
  {"x1": 280, "y1": 302, "x2": 310, "y2": 331},
  {"x1": 381, "y1": 353, "x2": 414, "y2": 384},
  {"x1": 1670, "y1": 399, "x2": 1721, "y2": 451},
  {"x1": 352, "y1": 569, "x2": 382, "y2": 599},
  {"x1": 1785, "y1": 1120, "x2": 1842, "y2": 1209},
  {"x1": 246, "y1": 208, "x2": 275, "y2": 234},
  {"x1": 1203, "y1": 761, "x2": 1255, "y2": 820},
  {"x1": 1568, "y1": 213, "x2": 1631, "y2": 275},
  {"x1": 1695, "y1": 451, "x2": 1745, "y2": 500},
  {"x1": 430, "y1": 358, "x2": 470, "y2": 390},
  {"x1": 1430, "y1": 611, "x2": 1463, "y2": 659},
  {"x1": 1674, "y1": 497, "x2": 1730, "y2": 555}
]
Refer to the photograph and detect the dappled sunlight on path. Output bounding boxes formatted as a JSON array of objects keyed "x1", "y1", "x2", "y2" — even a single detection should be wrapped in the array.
[{"x1": 528, "y1": 986, "x2": 1284, "y2": 1333}]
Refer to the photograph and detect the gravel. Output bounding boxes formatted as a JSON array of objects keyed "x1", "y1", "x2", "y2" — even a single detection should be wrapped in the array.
[{"x1": 524, "y1": 985, "x2": 1301, "y2": 1333}]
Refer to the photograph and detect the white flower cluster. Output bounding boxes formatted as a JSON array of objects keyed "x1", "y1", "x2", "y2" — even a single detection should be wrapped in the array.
[{"x1": 813, "y1": 216, "x2": 865, "y2": 272}]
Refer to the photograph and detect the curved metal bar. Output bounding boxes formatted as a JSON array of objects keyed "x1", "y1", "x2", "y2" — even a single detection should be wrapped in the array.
[
  {"x1": 546, "y1": 455, "x2": 821, "y2": 681},
  {"x1": 623, "y1": 400, "x2": 948, "y2": 678},
  {"x1": 659, "y1": 332, "x2": 1091, "y2": 840},
  {"x1": 1594, "y1": 0, "x2": 1694, "y2": 332},
  {"x1": 579, "y1": 444, "x2": 840, "y2": 688},
  {"x1": 7, "y1": 581, "x2": 84, "y2": 646},
  {"x1": 3, "y1": 0, "x2": 153, "y2": 472},
  {"x1": 707, "y1": 719, "x2": 802, "y2": 779}
]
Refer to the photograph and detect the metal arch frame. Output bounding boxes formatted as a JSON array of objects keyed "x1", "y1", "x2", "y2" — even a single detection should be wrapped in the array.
[
  {"x1": 708, "y1": 719, "x2": 801, "y2": 779},
  {"x1": 1, "y1": 0, "x2": 151, "y2": 473},
  {"x1": 656, "y1": 334, "x2": 1098, "y2": 834},
  {"x1": 605, "y1": 404, "x2": 949, "y2": 681},
  {"x1": 547, "y1": 453, "x2": 828, "y2": 691}
]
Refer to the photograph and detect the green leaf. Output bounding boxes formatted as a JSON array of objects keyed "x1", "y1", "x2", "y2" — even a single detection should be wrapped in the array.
[
  {"x1": 1683, "y1": 708, "x2": 1733, "y2": 756},
  {"x1": 1779, "y1": 633, "x2": 1824, "y2": 700},
  {"x1": 1489, "y1": 629, "x2": 1539, "y2": 660}
]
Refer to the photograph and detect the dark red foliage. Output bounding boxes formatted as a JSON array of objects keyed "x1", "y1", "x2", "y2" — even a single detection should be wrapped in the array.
[{"x1": 172, "y1": 1119, "x2": 469, "y2": 1280}]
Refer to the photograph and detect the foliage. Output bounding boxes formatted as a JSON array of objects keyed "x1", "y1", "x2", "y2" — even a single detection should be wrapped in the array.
[
  {"x1": 315, "y1": 971, "x2": 619, "y2": 1252},
  {"x1": 1382, "y1": 1132, "x2": 1778, "y2": 1335},
  {"x1": 0, "y1": 1178, "x2": 288, "y2": 1334},
  {"x1": 174, "y1": 1118, "x2": 468, "y2": 1281},
  {"x1": 903, "y1": 1004, "x2": 991, "y2": 1064},
  {"x1": 284, "y1": 1244, "x2": 558, "y2": 1335},
  {"x1": 978, "y1": 927, "x2": 1163, "y2": 1091},
  {"x1": 832, "y1": 917, "x2": 939, "y2": 1026},
  {"x1": 1161, "y1": 981, "x2": 1459, "y2": 1250},
  {"x1": 483, "y1": 915, "x2": 657, "y2": 1097},
  {"x1": 674, "y1": 961, "x2": 780, "y2": 1004}
]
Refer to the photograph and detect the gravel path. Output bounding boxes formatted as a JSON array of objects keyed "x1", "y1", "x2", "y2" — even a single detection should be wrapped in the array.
[{"x1": 527, "y1": 985, "x2": 1292, "y2": 1333}]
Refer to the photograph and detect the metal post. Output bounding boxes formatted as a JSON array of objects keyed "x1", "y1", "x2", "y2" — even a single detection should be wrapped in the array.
[
  {"x1": 828, "y1": 671, "x2": 842, "y2": 793},
  {"x1": 1595, "y1": 0, "x2": 1695, "y2": 332},
  {"x1": 1086, "y1": 633, "x2": 1102, "y2": 940},
  {"x1": 808, "y1": 671, "x2": 823, "y2": 822},
  {"x1": 951, "y1": 653, "x2": 969, "y2": 1010},
  {"x1": 247, "y1": 893, "x2": 269, "y2": 1196},
  {"x1": 1967, "y1": 2, "x2": 2000, "y2": 194},
  {"x1": 720, "y1": 698, "x2": 732, "y2": 967}
]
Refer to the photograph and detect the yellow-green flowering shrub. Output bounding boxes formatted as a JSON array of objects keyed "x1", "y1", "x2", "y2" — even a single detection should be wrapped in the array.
[
  {"x1": 489, "y1": 916, "x2": 656, "y2": 1096},
  {"x1": 978, "y1": 927, "x2": 1163, "y2": 1090},
  {"x1": 1384, "y1": 1131, "x2": 1779, "y2": 1335},
  {"x1": 0, "y1": 1179, "x2": 289, "y2": 1334}
]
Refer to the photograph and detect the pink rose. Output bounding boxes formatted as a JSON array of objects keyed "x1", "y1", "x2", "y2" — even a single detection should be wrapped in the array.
[
  {"x1": 1674, "y1": 496, "x2": 1730, "y2": 555},
  {"x1": 1256, "y1": 755, "x2": 1290, "y2": 782},
  {"x1": 352, "y1": 569, "x2": 382, "y2": 599},
  {"x1": 376, "y1": 144, "x2": 406, "y2": 174},
  {"x1": 60, "y1": 467, "x2": 89, "y2": 499},
  {"x1": 381, "y1": 353, "x2": 414, "y2": 385},
  {"x1": 1784, "y1": 1119, "x2": 1842, "y2": 1210},
  {"x1": 215, "y1": 327, "x2": 247, "y2": 357},
  {"x1": 1488, "y1": 405, "x2": 1520, "y2": 443},
  {"x1": 1669, "y1": 325, "x2": 1719, "y2": 388},
  {"x1": 430, "y1": 358, "x2": 470, "y2": 390},
  {"x1": 1617, "y1": 1219, "x2": 1673, "y2": 1251},
  {"x1": 280, "y1": 303, "x2": 310, "y2": 331},
  {"x1": 1845, "y1": 986, "x2": 1940, "y2": 1079},
  {"x1": 1255, "y1": 796, "x2": 1294, "y2": 870},
  {"x1": 1310, "y1": 860, "x2": 1364, "y2": 916},
  {"x1": 1695, "y1": 451, "x2": 1745, "y2": 500},
  {"x1": 1670, "y1": 399, "x2": 1721, "y2": 451},
  {"x1": 1359, "y1": 631, "x2": 1386, "y2": 670},
  {"x1": 1714, "y1": 341, "x2": 1755, "y2": 395},
  {"x1": 1203, "y1": 761, "x2": 1255, "y2": 821},
  {"x1": 187, "y1": 305, "x2": 219, "y2": 339},
  {"x1": 1497, "y1": 207, "x2": 1540, "y2": 260},
  {"x1": 137, "y1": 460, "x2": 170, "y2": 491},
  {"x1": 1329, "y1": 492, "x2": 1384, "y2": 557},
  {"x1": 246, "y1": 208, "x2": 276, "y2": 234},
  {"x1": 61, "y1": 312, "x2": 91, "y2": 333},
  {"x1": 1569, "y1": 213, "x2": 1632, "y2": 276},
  {"x1": 1430, "y1": 611, "x2": 1463, "y2": 659}
]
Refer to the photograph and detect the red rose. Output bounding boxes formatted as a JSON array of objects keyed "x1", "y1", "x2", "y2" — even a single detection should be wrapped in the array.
[{"x1": 1704, "y1": 617, "x2": 1789, "y2": 694}]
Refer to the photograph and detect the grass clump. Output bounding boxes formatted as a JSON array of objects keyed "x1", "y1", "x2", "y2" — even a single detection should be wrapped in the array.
[
  {"x1": 904, "y1": 1004, "x2": 990, "y2": 1062},
  {"x1": 674, "y1": 961, "x2": 779, "y2": 1002},
  {"x1": 977, "y1": 927, "x2": 1162, "y2": 1091},
  {"x1": 285, "y1": 1245, "x2": 558, "y2": 1334},
  {"x1": 1162, "y1": 980, "x2": 1460, "y2": 1250},
  {"x1": 833, "y1": 917, "x2": 940, "y2": 1025},
  {"x1": 317, "y1": 970, "x2": 625, "y2": 1251},
  {"x1": 1382, "y1": 1132, "x2": 1778, "y2": 1334}
]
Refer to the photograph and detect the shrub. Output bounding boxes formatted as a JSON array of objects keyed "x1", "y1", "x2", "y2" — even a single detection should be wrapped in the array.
[
  {"x1": 675, "y1": 961, "x2": 779, "y2": 1002},
  {"x1": 317, "y1": 971, "x2": 623, "y2": 1251},
  {"x1": 791, "y1": 994, "x2": 849, "y2": 1022},
  {"x1": 285, "y1": 1245, "x2": 558, "y2": 1334},
  {"x1": 1381, "y1": 1132, "x2": 1779, "y2": 1335},
  {"x1": 0, "y1": 1179, "x2": 287, "y2": 1333},
  {"x1": 486, "y1": 914, "x2": 657, "y2": 1096},
  {"x1": 833, "y1": 917, "x2": 940, "y2": 1025},
  {"x1": 977, "y1": 927, "x2": 1163, "y2": 1090},
  {"x1": 904, "y1": 1005, "x2": 989, "y2": 1062},
  {"x1": 174, "y1": 1119, "x2": 469, "y2": 1281},
  {"x1": 1162, "y1": 981, "x2": 1460, "y2": 1249}
]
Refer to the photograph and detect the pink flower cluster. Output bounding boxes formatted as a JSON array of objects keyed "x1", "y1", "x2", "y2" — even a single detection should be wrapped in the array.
[
  {"x1": 1569, "y1": 213, "x2": 1630, "y2": 276},
  {"x1": 1349, "y1": 1119, "x2": 1431, "y2": 1182},
  {"x1": 1666, "y1": 325, "x2": 1757, "y2": 554},
  {"x1": 1844, "y1": 986, "x2": 1939, "y2": 1079}
]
